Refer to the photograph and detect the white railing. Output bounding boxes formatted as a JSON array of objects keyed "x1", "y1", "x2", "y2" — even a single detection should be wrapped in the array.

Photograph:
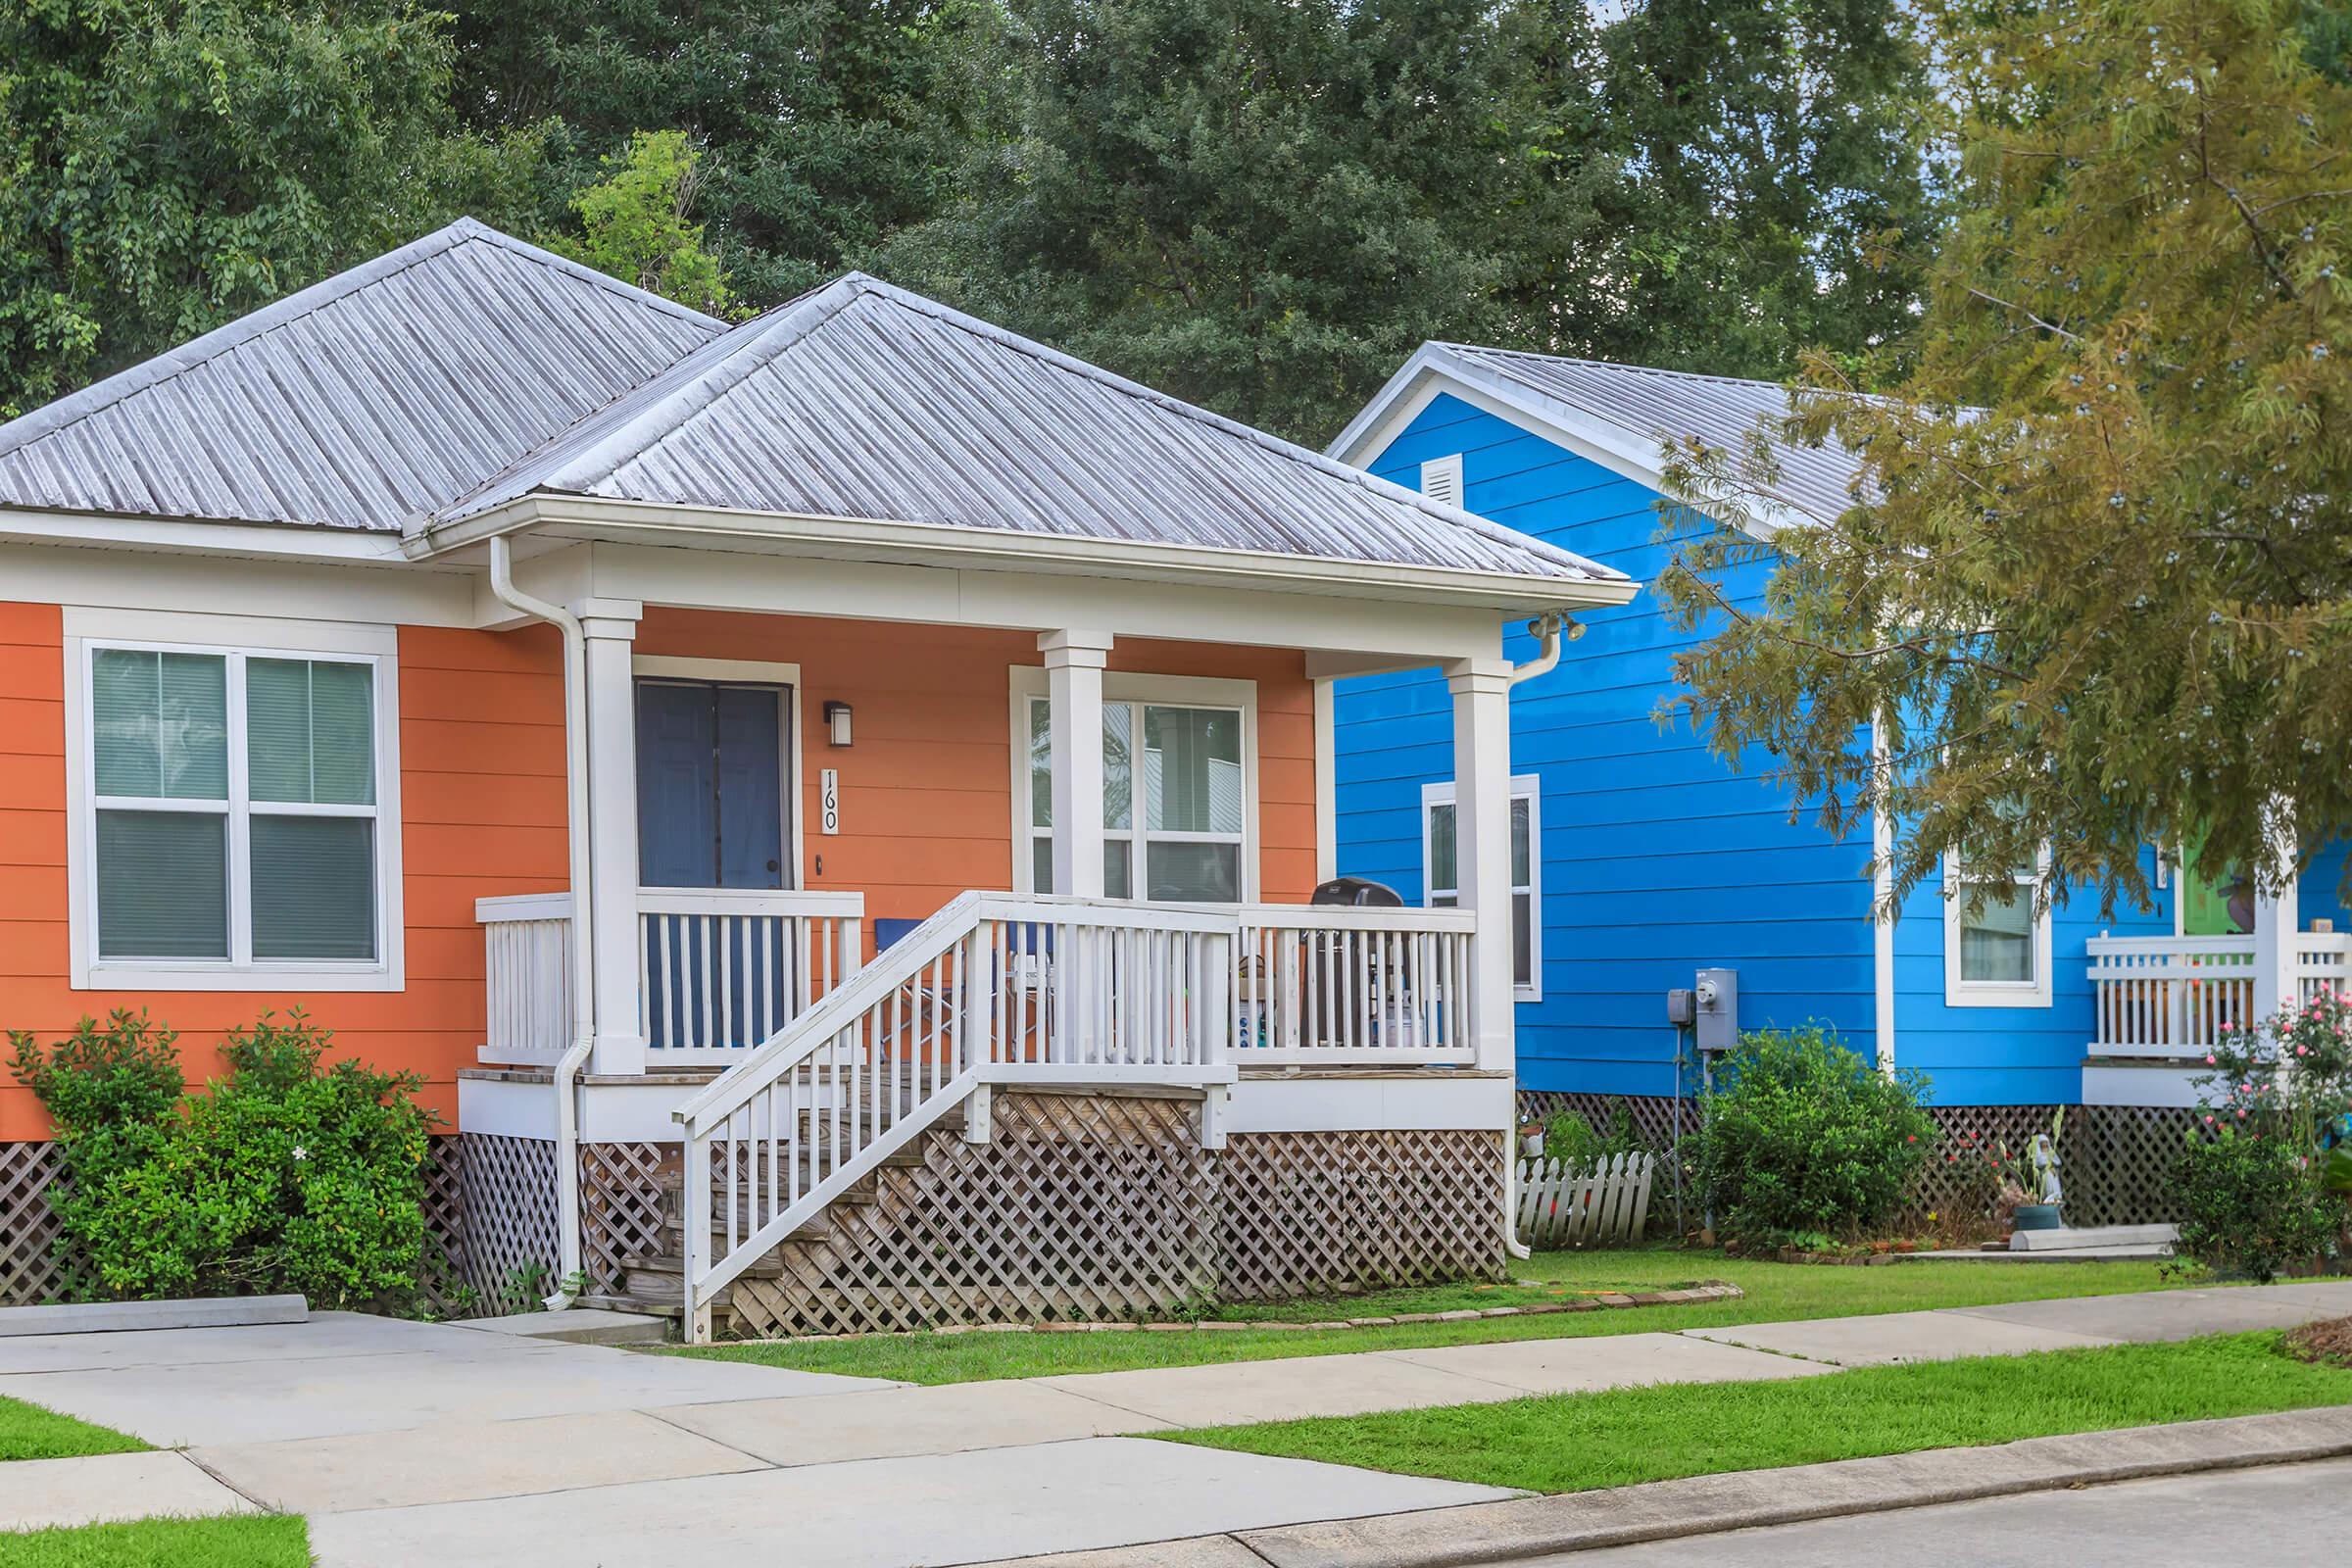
[
  {"x1": 673, "y1": 894, "x2": 1239, "y2": 1339},
  {"x1": 1234, "y1": 906, "x2": 1479, "y2": 1063},
  {"x1": 478, "y1": 893, "x2": 575, "y2": 1064},
  {"x1": 639, "y1": 889, "x2": 865, "y2": 1058},
  {"x1": 2087, "y1": 931, "x2": 2352, "y2": 1055}
]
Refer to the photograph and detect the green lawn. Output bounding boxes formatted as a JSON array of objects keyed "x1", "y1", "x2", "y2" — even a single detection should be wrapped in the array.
[
  {"x1": 1164, "y1": 1331, "x2": 2352, "y2": 1493},
  {"x1": 669, "y1": 1246, "x2": 2188, "y2": 1384},
  {"x1": 0, "y1": 1516, "x2": 310, "y2": 1567},
  {"x1": 0, "y1": 1397, "x2": 149, "y2": 1463}
]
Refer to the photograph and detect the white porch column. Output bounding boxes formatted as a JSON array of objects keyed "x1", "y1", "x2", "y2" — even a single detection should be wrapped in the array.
[
  {"x1": 1447, "y1": 658, "x2": 1515, "y2": 1073},
  {"x1": 1041, "y1": 630, "x2": 1113, "y2": 899},
  {"x1": 2253, "y1": 798, "x2": 2301, "y2": 1024},
  {"x1": 578, "y1": 598, "x2": 645, "y2": 1074}
]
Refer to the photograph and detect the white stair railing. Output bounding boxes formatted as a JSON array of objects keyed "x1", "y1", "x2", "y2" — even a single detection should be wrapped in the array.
[
  {"x1": 1234, "y1": 906, "x2": 1477, "y2": 1063},
  {"x1": 671, "y1": 894, "x2": 1236, "y2": 1341}
]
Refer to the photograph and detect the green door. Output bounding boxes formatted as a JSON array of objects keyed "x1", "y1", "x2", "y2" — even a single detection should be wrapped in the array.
[{"x1": 2180, "y1": 836, "x2": 2253, "y2": 936}]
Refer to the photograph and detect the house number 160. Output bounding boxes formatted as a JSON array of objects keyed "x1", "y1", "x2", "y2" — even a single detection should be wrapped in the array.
[{"x1": 820, "y1": 768, "x2": 840, "y2": 835}]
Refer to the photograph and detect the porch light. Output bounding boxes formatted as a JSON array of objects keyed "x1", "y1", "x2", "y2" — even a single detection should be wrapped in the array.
[{"x1": 823, "y1": 701, "x2": 854, "y2": 747}]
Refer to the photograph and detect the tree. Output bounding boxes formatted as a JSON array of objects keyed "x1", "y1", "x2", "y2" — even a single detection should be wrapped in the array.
[
  {"x1": 544, "y1": 131, "x2": 733, "y2": 317},
  {"x1": 449, "y1": 0, "x2": 989, "y2": 308},
  {"x1": 0, "y1": 0, "x2": 544, "y2": 417},
  {"x1": 870, "y1": 0, "x2": 1601, "y2": 443},
  {"x1": 1659, "y1": 0, "x2": 2352, "y2": 917},
  {"x1": 1584, "y1": 0, "x2": 1943, "y2": 380}
]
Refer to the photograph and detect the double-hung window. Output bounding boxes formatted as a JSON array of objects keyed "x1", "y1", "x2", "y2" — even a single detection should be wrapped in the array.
[
  {"x1": 1018, "y1": 675, "x2": 1253, "y2": 904},
  {"x1": 1421, "y1": 776, "x2": 1542, "y2": 999},
  {"x1": 1943, "y1": 831, "x2": 2051, "y2": 1007},
  {"x1": 70, "y1": 615, "x2": 401, "y2": 989}
]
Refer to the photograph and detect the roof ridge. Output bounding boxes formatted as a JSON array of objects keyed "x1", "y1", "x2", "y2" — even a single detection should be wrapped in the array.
[
  {"x1": 811, "y1": 276, "x2": 1619, "y2": 581},
  {"x1": 1438, "y1": 342, "x2": 1804, "y2": 399},
  {"x1": 0, "y1": 219, "x2": 726, "y2": 466}
]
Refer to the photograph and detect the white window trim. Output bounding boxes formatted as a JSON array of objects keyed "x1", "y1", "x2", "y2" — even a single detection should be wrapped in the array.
[
  {"x1": 1942, "y1": 846, "x2": 2052, "y2": 1008},
  {"x1": 1006, "y1": 667, "x2": 1259, "y2": 904},
  {"x1": 631, "y1": 655, "x2": 805, "y2": 892},
  {"x1": 1420, "y1": 774, "x2": 1543, "y2": 1002},
  {"x1": 63, "y1": 607, "x2": 404, "y2": 992}
]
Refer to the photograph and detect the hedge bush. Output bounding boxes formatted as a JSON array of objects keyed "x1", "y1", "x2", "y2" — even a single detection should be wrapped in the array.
[
  {"x1": 1693, "y1": 1024, "x2": 1936, "y2": 1247},
  {"x1": 10, "y1": 1010, "x2": 435, "y2": 1309}
]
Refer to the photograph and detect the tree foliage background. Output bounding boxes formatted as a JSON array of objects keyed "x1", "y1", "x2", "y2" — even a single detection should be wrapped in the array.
[
  {"x1": 1659, "y1": 0, "x2": 2352, "y2": 911},
  {"x1": 1, "y1": 0, "x2": 1942, "y2": 439}
]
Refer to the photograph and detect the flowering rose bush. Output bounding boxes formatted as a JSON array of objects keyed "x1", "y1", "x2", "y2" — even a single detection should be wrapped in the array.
[{"x1": 2173, "y1": 991, "x2": 2352, "y2": 1281}]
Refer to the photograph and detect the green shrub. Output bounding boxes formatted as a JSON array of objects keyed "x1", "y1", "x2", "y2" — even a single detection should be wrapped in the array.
[
  {"x1": 2170, "y1": 993, "x2": 2352, "y2": 1280},
  {"x1": 11, "y1": 1010, "x2": 435, "y2": 1309},
  {"x1": 1693, "y1": 1024, "x2": 1936, "y2": 1247},
  {"x1": 2174, "y1": 1126, "x2": 2337, "y2": 1282},
  {"x1": 1543, "y1": 1104, "x2": 1646, "y2": 1166}
]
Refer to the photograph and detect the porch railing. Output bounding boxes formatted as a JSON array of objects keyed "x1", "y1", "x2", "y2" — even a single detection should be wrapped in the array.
[
  {"x1": 2087, "y1": 930, "x2": 2352, "y2": 1055},
  {"x1": 673, "y1": 893, "x2": 1239, "y2": 1338},
  {"x1": 1234, "y1": 905, "x2": 1480, "y2": 1064},
  {"x1": 638, "y1": 888, "x2": 865, "y2": 1059},
  {"x1": 478, "y1": 893, "x2": 575, "y2": 1063}
]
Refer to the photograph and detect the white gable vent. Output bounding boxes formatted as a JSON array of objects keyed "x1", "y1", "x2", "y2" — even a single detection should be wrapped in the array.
[{"x1": 1420, "y1": 454, "x2": 1465, "y2": 510}]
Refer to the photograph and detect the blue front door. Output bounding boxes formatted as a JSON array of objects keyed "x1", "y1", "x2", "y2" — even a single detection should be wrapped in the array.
[{"x1": 635, "y1": 679, "x2": 789, "y2": 889}]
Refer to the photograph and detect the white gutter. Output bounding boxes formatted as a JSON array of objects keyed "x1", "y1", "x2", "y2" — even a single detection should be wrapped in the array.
[{"x1": 487, "y1": 537, "x2": 596, "y2": 1307}]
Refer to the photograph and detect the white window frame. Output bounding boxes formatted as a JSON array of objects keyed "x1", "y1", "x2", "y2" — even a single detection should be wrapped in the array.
[
  {"x1": 64, "y1": 608, "x2": 405, "y2": 991},
  {"x1": 1942, "y1": 845, "x2": 2052, "y2": 1007},
  {"x1": 1420, "y1": 774, "x2": 1543, "y2": 1001},
  {"x1": 1006, "y1": 667, "x2": 1259, "y2": 904}
]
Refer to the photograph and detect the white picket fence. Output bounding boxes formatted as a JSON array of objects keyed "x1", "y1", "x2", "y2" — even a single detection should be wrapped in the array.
[{"x1": 1515, "y1": 1152, "x2": 1656, "y2": 1248}]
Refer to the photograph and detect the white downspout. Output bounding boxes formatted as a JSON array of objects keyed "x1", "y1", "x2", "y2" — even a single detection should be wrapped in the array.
[
  {"x1": 488, "y1": 537, "x2": 596, "y2": 1308},
  {"x1": 1499, "y1": 611, "x2": 1579, "y2": 1262}
]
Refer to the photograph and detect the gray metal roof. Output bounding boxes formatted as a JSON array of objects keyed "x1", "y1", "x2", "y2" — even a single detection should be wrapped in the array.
[
  {"x1": 0, "y1": 220, "x2": 725, "y2": 530},
  {"x1": 436, "y1": 273, "x2": 1618, "y2": 584},
  {"x1": 1422, "y1": 345, "x2": 1867, "y2": 524}
]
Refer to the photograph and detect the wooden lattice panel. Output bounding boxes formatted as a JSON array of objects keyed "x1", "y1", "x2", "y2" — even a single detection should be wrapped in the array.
[
  {"x1": 1517, "y1": 1091, "x2": 1688, "y2": 1153},
  {"x1": 459, "y1": 1132, "x2": 562, "y2": 1314},
  {"x1": 0, "y1": 1142, "x2": 68, "y2": 1306},
  {"x1": 727, "y1": 1093, "x2": 1218, "y2": 1338},
  {"x1": 580, "y1": 1142, "x2": 672, "y2": 1296},
  {"x1": 1217, "y1": 1129, "x2": 1507, "y2": 1298},
  {"x1": 413, "y1": 1136, "x2": 466, "y2": 1315}
]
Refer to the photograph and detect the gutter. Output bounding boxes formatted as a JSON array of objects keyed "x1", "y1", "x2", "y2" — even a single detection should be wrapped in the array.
[{"x1": 486, "y1": 537, "x2": 596, "y2": 1307}]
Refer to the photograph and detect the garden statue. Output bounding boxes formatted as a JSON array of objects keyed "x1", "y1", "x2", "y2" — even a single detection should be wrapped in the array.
[{"x1": 2028, "y1": 1131, "x2": 2063, "y2": 1207}]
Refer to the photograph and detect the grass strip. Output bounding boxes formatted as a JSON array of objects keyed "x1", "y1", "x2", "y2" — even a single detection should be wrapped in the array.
[
  {"x1": 0, "y1": 1515, "x2": 310, "y2": 1567},
  {"x1": 1160, "y1": 1331, "x2": 2352, "y2": 1493},
  {"x1": 0, "y1": 1397, "x2": 149, "y2": 1463},
  {"x1": 668, "y1": 1248, "x2": 2182, "y2": 1385}
]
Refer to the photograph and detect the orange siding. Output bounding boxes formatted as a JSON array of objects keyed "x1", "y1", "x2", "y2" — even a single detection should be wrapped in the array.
[
  {"x1": 0, "y1": 605, "x2": 1317, "y2": 1138},
  {"x1": 0, "y1": 617, "x2": 568, "y2": 1138}
]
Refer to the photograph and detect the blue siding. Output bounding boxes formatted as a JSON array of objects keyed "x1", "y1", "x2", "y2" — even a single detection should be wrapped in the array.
[
  {"x1": 1334, "y1": 394, "x2": 1875, "y2": 1099},
  {"x1": 1891, "y1": 852, "x2": 2171, "y2": 1105}
]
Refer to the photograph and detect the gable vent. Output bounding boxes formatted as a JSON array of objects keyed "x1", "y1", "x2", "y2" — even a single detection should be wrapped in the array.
[{"x1": 1420, "y1": 454, "x2": 1465, "y2": 510}]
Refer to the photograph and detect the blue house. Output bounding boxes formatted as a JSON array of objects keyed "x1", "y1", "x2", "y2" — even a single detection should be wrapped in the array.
[{"x1": 1325, "y1": 344, "x2": 2350, "y2": 1119}]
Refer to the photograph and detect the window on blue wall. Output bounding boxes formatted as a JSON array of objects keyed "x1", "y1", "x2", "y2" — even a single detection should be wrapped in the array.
[
  {"x1": 1942, "y1": 836, "x2": 2052, "y2": 1008},
  {"x1": 1420, "y1": 776, "x2": 1540, "y2": 999}
]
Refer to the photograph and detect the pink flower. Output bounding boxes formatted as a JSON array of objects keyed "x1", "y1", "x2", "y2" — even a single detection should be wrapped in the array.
[
  {"x1": 2205, "y1": 1054, "x2": 2217, "y2": 1065},
  {"x1": 2236, "y1": 1106, "x2": 2248, "y2": 1118},
  {"x1": 2297, "y1": 1045, "x2": 2309, "y2": 1056},
  {"x1": 2204, "y1": 1114, "x2": 2217, "y2": 1125}
]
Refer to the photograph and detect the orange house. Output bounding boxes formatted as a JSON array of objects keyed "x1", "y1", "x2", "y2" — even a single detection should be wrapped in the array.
[{"x1": 0, "y1": 221, "x2": 1633, "y2": 1336}]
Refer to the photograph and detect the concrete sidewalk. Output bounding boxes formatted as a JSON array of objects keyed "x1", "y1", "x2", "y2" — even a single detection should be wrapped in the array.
[{"x1": 4, "y1": 1281, "x2": 2350, "y2": 1565}]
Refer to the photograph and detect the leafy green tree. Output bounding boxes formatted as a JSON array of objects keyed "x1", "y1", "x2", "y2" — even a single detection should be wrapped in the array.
[
  {"x1": 870, "y1": 0, "x2": 1588, "y2": 443},
  {"x1": 1660, "y1": 0, "x2": 2352, "y2": 916},
  {"x1": 544, "y1": 130, "x2": 733, "y2": 316},
  {"x1": 0, "y1": 0, "x2": 544, "y2": 417},
  {"x1": 1585, "y1": 0, "x2": 1943, "y2": 379},
  {"x1": 450, "y1": 0, "x2": 990, "y2": 306}
]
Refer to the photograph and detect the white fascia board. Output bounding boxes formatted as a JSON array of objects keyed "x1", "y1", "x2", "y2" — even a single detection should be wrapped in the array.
[
  {"x1": 0, "y1": 538, "x2": 476, "y2": 627},
  {"x1": 412, "y1": 495, "x2": 1640, "y2": 616},
  {"x1": 1326, "y1": 348, "x2": 1806, "y2": 544},
  {"x1": 0, "y1": 507, "x2": 414, "y2": 562}
]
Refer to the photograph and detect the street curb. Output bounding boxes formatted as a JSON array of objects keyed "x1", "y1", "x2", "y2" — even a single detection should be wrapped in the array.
[{"x1": 964, "y1": 1405, "x2": 2352, "y2": 1568}]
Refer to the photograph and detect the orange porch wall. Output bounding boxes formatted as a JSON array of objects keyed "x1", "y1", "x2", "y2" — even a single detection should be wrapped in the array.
[{"x1": 0, "y1": 605, "x2": 1315, "y2": 1138}]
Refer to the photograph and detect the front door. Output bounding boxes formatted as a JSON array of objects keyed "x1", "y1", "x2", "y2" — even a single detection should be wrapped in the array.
[
  {"x1": 2180, "y1": 833, "x2": 2252, "y2": 937},
  {"x1": 636, "y1": 679, "x2": 791, "y2": 888}
]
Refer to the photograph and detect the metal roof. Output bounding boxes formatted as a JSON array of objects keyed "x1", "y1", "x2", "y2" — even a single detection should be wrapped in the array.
[
  {"x1": 433, "y1": 273, "x2": 1618, "y2": 584},
  {"x1": 0, "y1": 220, "x2": 725, "y2": 531},
  {"x1": 1341, "y1": 344, "x2": 1870, "y2": 526}
]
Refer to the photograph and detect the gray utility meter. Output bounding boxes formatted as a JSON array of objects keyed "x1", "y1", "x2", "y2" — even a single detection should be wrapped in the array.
[{"x1": 1692, "y1": 967, "x2": 1739, "y2": 1053}]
